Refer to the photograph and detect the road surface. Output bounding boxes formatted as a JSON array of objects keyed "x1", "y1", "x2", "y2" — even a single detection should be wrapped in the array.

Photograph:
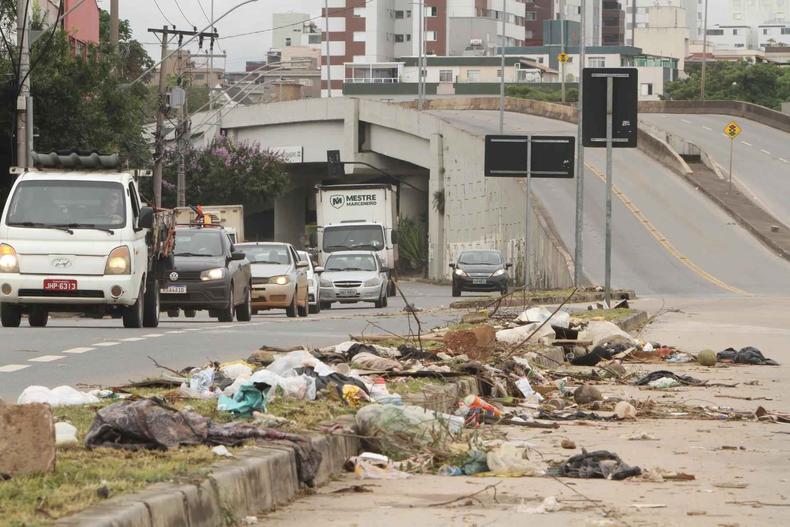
[
  {"x1": 431, "y1": 110, "x2": 790, "y2": 297},
  {"x1": 640, "y1": 113, "x2": 790, "y2": 225}
]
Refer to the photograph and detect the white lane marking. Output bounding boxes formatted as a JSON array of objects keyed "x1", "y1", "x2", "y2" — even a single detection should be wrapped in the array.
[
  {"x1": 217, "y1": 325, "x2": 234, "y2": 329},
  {"x1": 63, "y1": 347, "x2": 94, "y2": 354},
  {"x1": 94, "y1": 341, "x2": 120, "y2": 347},
  {"x1": 742, "y1": 141, "x2": 752, "y2": 146},
  {"x1": 143, "y1": 334, "x2": 164, "y2": 338},
  {"x1": 760, "y1": 149, "x2": 771, "y2": 155},
  {"x1": 166, "y1": 330, "x2": 186, "y2": 334},
  {"x1": 681, "y1": 119, "x2": 691, "y2": 124},
  {"x1": 780, "y1": 157, "x2": 789, "y2": 164},
  {"x1": 0, "y1": 364, "x2": 30, "y2": 373},
  {"x1": 28, "y1": 355, "x2": 66, "y2": 363},
  {"x1": 702, "y1": 125, "x2": 712, "y2": 131},
  {"x1": 122, "y1": 337, "x2": 145, "y2": 342}
]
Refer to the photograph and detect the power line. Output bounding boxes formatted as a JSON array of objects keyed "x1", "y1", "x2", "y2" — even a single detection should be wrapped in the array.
[
  {"x1": 196, "y1": 0, "x2": 211, "y2": 25},
  {"x1": 152, "y1": 0, "x2": 175, "y2": 27},
  {"x1": 174, "y1": 0, "x2": 195, "y2": 28}
]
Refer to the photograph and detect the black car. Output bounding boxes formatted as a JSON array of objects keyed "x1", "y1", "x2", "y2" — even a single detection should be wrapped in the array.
[
  {"x1": 160, "y1": 227, "x2": 252, "y2": 322},
  {"x1": 450, "y1": 250, "x2": 512, "y2": 297}
]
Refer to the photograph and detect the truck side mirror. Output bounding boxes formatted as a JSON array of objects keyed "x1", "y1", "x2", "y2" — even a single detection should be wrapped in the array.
[
  {"x1": 391, "y1": 230, "x2": 399, "y2": 244},
  {"x1": 139, "y1": 207, "x2": 155, "y2": 229}
]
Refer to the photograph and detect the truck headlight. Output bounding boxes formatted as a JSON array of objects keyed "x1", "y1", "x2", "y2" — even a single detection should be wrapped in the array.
[
  {"x1": 320, "y1": 277, "x2": 332, "y2": 287},
  {"x1": 491, "y1": 269, "x2": 506, "y2": 277},
  {"x1": 363, "y1": 278, "x2": 381, "y2": 287},
  {"x1": 0, "y1": 244, "x2": 19, "y2": 273},
  {"x1": 271, "y1": 275, "x2": 289, "y2": 285},
  {"x1": 105, "y1": 246, "x2": 131, "y2": 275},
  {"x1": 200, "y1": 268, "x2": 226, "y2": 281}
]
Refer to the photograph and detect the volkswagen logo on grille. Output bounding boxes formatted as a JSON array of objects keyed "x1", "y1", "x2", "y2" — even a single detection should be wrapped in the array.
[
  {"x1": 169, "y1": 271, "x2": 179, "y2": 281},
  {"x1": 51, "y1": 257, "x2": 72, "y2": 269}
]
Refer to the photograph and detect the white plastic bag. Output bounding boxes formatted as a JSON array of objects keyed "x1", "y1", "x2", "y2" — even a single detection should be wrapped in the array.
[
  {"x1": 280, "y1": 374, "x2": 317, "y2": 400},
  {"x1": 17, "y1": 385, "x2": 100, "y2": 407},
  {"x1": 266, "y1": 350, "x2": 333, "y2": 377},
  {"x1": 486, "y1": 442, "x2": 546, "y2": 476},
  {"x1": 496, "y1": 323, "x2": 556, "y2": 345},
  {"x1": 55, "y1": 422, "x2": 78, "y2": 447},
  {"x1": 517, "y1": 307, "x2": 570, "y2": 329}
]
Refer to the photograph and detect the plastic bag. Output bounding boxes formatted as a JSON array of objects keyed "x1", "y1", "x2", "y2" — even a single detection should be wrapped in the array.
[
  {"x1": 515, "y1": 377, "x2": 544, "y2": 402},
  {"x1": 355, "y1": 404, "x2": 463, "y2": 457},
  {"x1": 266, "y1": 350, "x2": 333, "y2": 377},
  {"x1": 55, "y1": 422, "x2": 78, "y2": 447},
  {"x1": 486, "y1": 442, "x2": 546, "y2": 477},
  {"x1": 189, "y1": 367, "x2": 215, "y2": 393},
  {"x1": 17, "y1": 385, "x2": 100, "y2": 407},
  {"x1": 352, "y1": 458, "x2": 411, "y2": 480},
  {"x1": 517, "y1": 307, "x2": 570, "y2": 329},
  {"x1": 220, "y1": 361, "x2": 254, "y2": 380},
  {"x1": 496, "y1": 323, "x2": 556, "y2": 345},
  {"x1": 217, "y1": 382, "x2": 267, "y2": 416},
  {"x1": 281, "y1": 374, "x2": 317, "y2": 400},
  {"x1": 351, "y1": 352, "x2": 401, "y2": 371}
]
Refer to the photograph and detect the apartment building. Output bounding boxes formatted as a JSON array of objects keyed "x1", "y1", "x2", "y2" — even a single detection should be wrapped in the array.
[
  {"x1": 623, "y1": 0, "x2": 699, "y2": 46},
  {"x1": 602, "y1": 0, "x2": 626, "y2": 45}
]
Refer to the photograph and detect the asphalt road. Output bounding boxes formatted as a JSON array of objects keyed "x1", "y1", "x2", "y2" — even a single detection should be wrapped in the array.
[
  {"x1": 640, "y1": 113, "x2": 790, "y2": 225},
  {"x1": 0, "y1": 282, "x2": 468, "y2": 401},
  {"x1": 431, "y1": 110, "x2": 790, "y2": 297}
]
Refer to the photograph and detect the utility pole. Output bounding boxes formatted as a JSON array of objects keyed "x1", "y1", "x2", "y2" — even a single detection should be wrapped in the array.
[
  {"x1": 499, "y1": 0, "x2": 505, "y2": 132},
  {"x1": 16, "y1": 0, "x2": 31, "y2": 168},
  {"x1": 110, "y1": 0, "x2": 119, "y2": 49},
  {"x1": 209, "y1": 0, "x2": 215, "y2": 110},
  {"x1": 176, "y1": 91, "x2": 190, "y2": 207},
  {"x1": 149, "y1": 25, "x2": 218, "y2": 207},
  {"x1": 560, "y1": 0, "x2": 565, "y2": 103},
  {"x1": 574, "y1": 0, "x2": 587, "y2": 287},
  {"x1": 631, "y1": 0, "x2": 636, "y2": 47},
  {"x1": 701, "y1": 0, "x2": 708, "y2": 101},
  {"x1": 418, "y1": 0, "x2": 424, "y2": 110},
  {"x1": 324, "y1": 0, "x2": 331, "y2": 97}
]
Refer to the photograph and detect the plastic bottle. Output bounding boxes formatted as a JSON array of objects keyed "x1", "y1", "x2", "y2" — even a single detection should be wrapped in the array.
[
  {"x1": 369, "y1": 377, "x2": 390, "y2": 400},
  {"x1": 437, "y1": 465, "x2": 464, "y2": 476}
]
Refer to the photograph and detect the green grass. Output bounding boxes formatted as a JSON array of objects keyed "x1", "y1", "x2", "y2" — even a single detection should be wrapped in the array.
[
  {"x1": 387, "y1": 378, "x2": 447, "y2": 396},
  {"x1": 570, "y1": 308, "x2": 632, "y2": 321}
]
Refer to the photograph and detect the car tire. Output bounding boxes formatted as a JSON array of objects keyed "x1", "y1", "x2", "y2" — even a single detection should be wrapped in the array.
[
  {"x1": 374, "y1": 290, "x2": 385, "y2": 309},
  {"x1": 500, "y1": 285, "x2": 509, "y2": 296},
  {"x1": 184, "y1": 309, "x2": 196, "y2": 318},
  {"x1": 28, "y1": 307, "x2": 48, "y2": 328},
  {"x1": 297, "y1": 293, "x2": 308, "y2": 317},
  {"x1": 123, "y1": 282, "x2": 145, "y2": 328},
  {"x1": 320, "y1": 301, "x2": 331, "y2": 310},
  {"x1": 452, "y1": 283, "x2": 461, "y2": 297},
  {"x1": 218, "y1": 287, "x2": 234, "y2": 322},
  {"x1": 236, "y1": 286, "x2": 252, "y2": 322},
  {"x1": 387, "y1": 278, "x2": 397, "y2": 297},
  {"x1": 143, "y1": 277, "x2": 160, "y2": 328},
  {"x1": 0, "y1": 304, "x2": 22, "y2": 328},
  {"x1": 167, "y1": 309, "x2": 179, "y2": 318},
  {"x1": 308, "y1": 301, "x2": 320, "y2": 314},
  {"x1": 286, "y1": 291, "x2": 297, "y2": 318}
]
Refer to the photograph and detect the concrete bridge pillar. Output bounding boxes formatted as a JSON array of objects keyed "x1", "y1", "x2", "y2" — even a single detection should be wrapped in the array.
[{"x1": 428, "y1": 133, "x2": 445, "y2": 280}]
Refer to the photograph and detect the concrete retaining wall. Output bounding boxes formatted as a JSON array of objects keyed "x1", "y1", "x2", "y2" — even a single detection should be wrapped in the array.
[{"x1": 639, "y1": 100, "x2": 790, "y2": 133}]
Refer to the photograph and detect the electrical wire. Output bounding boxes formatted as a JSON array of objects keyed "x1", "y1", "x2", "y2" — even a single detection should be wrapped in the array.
[
  {"x1": 152, "y1": 0, "x2": 175, "y2": 27},
  {"x1": 195, "y1": 0, "x2": 211, "y2": 26},
  {"x1": 174, "y1": 0, "x2": 195, "y2": 28}
]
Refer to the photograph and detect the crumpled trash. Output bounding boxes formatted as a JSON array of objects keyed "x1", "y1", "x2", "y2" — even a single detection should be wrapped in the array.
[
  {"x1": 217, "y1": 383, "x2": 268, "y2": 416},
  {"x1": 211, "y1": 445, "x2": 233, "y2": 457},
  {"x1": 647, "y1": 377, "x2": 680, "y2": 389},
  {"x1": 487, "y1": 442, "x2": 546, "y2": 477},
  {"x1": 55, "y1": 421, "x2": 78, "y2": 447},
  {"x1": 515, "y1": 377, "x2": 544, "y2": 402},
  {"x1": 578, "y1": 321, "x2": 636, "y2": 347},
  {"x1": 351, "y1": 352, "x2": 402, "y2": 371},
  {"x1": 496, "y1": 323, "x2": 555, "y2": 345},
  {"x1": 458, "y1": 394, "x2": 503, "y2": 427},
  {"x1": 266, "y1": 350, "x2": 334, "y2": 377},
  {"x1": 348, "y1": 456, "x2": 411, "y2": 480},
  {"x1": 398, "y1": 344, "x2": 437, "y2": 361},
  {"x1": 252, "y1": 412, "x2": 293, "y2": 428},
  {"x1": 519, "y1": 496, "x2": 561, "y2": 514},
  {"x1": 517, "y1": 307, "x2": 570, "y2": 329},
  {"x1": 717, "y1": 346, "x2": 778, "y2": 366},
  {"x1": 280, "y1": 373, "x2": 317, "y2": 400},
  {"x1": 342, "y1": 385, "x2": 370, "y2": 408},
  {"x1": 355, "y1": 404, "x2": 463, "y2": 457},
  {"x1": 343, "y1": 342, "x2": 401, "y2": 360},
  {"x1": 559, "y1": 449, "x2": 642, "y2": 480},
  {"x1": 17, "y1": 385, "x2": 100, "y2": 407},
  {"x1": 220, "y1": 361, "x2": 254, "y2": 380},
  {"x1": 635, "y1": 370, "x2": 705, "y2": 386},
  {"x1": 85, "y1": 398, "x2": 323, "y2": 485},
  {"x1": 180, "y1": 367, "x2": 220, "y2": 399},
  {"x1": 460, "y1": 450, "x2": 489, "y2": 475}
]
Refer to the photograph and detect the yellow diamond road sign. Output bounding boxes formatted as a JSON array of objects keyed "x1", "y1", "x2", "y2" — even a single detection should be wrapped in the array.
[
  {"x1": 724, "y1": 121, "x2": 742, "y2": 138},
  {"x1": 558, "y1": 52, "x2": 569, "y2": 63}
]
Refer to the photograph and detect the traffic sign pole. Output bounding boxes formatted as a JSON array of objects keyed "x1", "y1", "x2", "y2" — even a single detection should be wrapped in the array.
[
  {"x1": 525, "y1": 139, "x2": 532, "y2": 290},
  {"x1": 604, "y1": 76, "x2": 614, "y2": 308},
  {"x1": 729, "y1": 136, "x2": 734, "y2": 194}
]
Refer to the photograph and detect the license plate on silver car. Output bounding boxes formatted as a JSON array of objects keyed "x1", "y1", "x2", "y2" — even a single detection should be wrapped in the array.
[
  {"x1": 337, "y1": 289, "x2": 357, "y2": 297},
  {"x1": 160, "y1": 285, "x2": 187, "y2": 294}
]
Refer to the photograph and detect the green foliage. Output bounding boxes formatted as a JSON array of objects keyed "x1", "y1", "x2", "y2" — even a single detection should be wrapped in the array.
[
  {"x1": 507, "y1": 84, "x2": 578, "y2": 103},
  {"x1": 665, "y1": 62, "x2": 790, "y2": 110},
  {"x1": 397, "y1": 217, "x2": 428, "y2": 274},
  {"x1": 161, "y1": 135, "x2": 288, "y2": 209}
]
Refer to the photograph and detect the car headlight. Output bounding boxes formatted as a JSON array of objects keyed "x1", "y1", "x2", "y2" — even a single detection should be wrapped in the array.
[
  {"x1": 454, "y1": 268, "x2": 467, "y2": 277},
  {"x1": 105, "y1": 246, "x2": 130, "y2": 275},
  {"x1": 0, "y1": 244, "x2": 19, "y2": 273},
  {"x1": 363, "y1": 277, "x2": 381, "y2": 287},
  {"x1": 320, "y1": 277, "x2": 332, "y2": 287},
  {"x1": 200, "y1": 268, "x2": 226, "y2": 281},
  {"x1": 491, "y1": 269, "x2": 506, "y2": 277},
  {"x1": 271, "y1": 275, "x2": 289, "y2": 285}
]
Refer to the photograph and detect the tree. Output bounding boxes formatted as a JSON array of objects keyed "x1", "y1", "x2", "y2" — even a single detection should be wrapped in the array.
[{"x1": 160, "y1": 135, "x2": 288, "y2": 210}]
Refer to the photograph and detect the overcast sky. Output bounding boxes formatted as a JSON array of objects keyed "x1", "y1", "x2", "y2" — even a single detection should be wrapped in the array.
[{"x1": 106, "y1": 0, "x2": 730, "y2": 72}]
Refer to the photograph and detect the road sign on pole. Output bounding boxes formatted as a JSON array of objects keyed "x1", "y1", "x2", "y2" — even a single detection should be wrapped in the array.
[
  {"x1": 723, "y1": 121, "x2": 741, "y2": 193},
  {"x1": 558, "y1": 52, "x2": 569, "y2": 63},
  {"x1": 484, "y1": 135, "x2": 575, "y2": 289},
  {"x1": 581, "y1": 67, "x2": 638, "y2": 307}
]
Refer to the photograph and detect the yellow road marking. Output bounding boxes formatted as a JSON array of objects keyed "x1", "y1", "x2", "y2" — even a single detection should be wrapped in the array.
[{"x1": 584, "y1": 162, "x2": 748, "y2": 296}]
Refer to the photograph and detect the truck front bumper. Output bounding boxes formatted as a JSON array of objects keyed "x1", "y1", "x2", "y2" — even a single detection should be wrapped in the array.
[{"x1": 0, "y1": 273, "x2": 141, "y2": 306}]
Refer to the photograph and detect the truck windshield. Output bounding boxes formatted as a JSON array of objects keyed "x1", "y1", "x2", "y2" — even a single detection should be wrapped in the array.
[
  {"x1": 173, "y1": 230, "x2": 224, "y2": 257},
  {"x1": 323, "y1": 225, "x2": 385, "y2": 252},
  {"x1": 325, "y1": 254, "x2": 378, "y2": 272},
  {"x1": 5, "y1": 180, "x2": 126, "y2": 229}
]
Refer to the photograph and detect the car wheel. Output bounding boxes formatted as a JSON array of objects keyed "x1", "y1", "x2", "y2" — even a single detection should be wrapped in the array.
[
  {"x1": 184, "y1": 309, "x2": 196, "y2": 318},
  {"x1": 309, "y1": 301, "x2": 320, "y2": 314},
  {"x1": 286, "y1": 291, "x2": 297, "y2": 318},
  {"x1": 123, "y1": 282, "x2": 145, "y2": 328},
  {"x1": 143, "y1": 277, "x2": 160, "y2": 328},
  {"x1": 218, "y1": 287, "x2": 234, "y2": 322},
  {"x1": 28, "y1": 306, "x2": 48, "y2": 328},
  {"x1": 452, "y1": 283, "x2": 461, "y2": 297},
  {"x1": 297, "y1": 293, "x2": 308, "y2": 317},
  {"x1": 236, "y1": 286, "x2": 252, "y2": 322},
  {"x1": 0, "y1": 304, "x2": 22, "y2": 328},
  {"x1": 374, "y1": 290, "x2": 385, "y2": 309},
  {"x1": 320, "y1": 301, "x2": 331, "y2": 310},
  {"x1": 167, "y1": 309, "x2": 179, "y2": 318},
  {"x1": 387, "y1": 279, "x2": 397, "y2": 297},
  {"x1": 500, "y1": 285, "x2": 509, "y2": 296}
]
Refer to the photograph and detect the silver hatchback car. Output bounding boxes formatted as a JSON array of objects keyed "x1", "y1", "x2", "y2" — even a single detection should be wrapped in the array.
[{"x1": 318, "y1": 251, "x2": 389, "y2": 309}]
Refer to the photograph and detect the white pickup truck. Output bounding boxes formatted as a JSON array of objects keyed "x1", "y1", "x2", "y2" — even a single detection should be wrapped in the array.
[{"x1": 0, "y1": 160, "x2": 175, "y2": 328}]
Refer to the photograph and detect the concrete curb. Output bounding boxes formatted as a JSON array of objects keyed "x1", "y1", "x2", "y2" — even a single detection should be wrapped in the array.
[
  {"x1": 613, "y1": 310, "x2": 649, "y2": 334},
  {"x1": 449, "y1": 289, "x2": 637, "y2": 309}
]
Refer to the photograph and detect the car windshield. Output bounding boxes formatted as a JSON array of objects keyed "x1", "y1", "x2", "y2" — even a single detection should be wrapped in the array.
[
  {"x1": 323, "y1": 225, "x2": 384, "y2": 252},
  {"x1": 5, "y1": 180, "x2": 127, "y2": 229},
  {"x1": 458, "y1": 251, "x2": 503, "y2": 265},
  {"x1": 325, "y1": 254, "x2": 378, "y2": 272},
  {"x1": 174, "y1": 230, "x2": 224, "y2": 257},
  {"x1": 239, "y1": 244, "x2": 291, "y2": 265}
]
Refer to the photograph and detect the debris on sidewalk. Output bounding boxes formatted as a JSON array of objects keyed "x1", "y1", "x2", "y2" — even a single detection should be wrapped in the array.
[
  {"x1": 17, "y1": 385, "x2": 100, "y2": 407},
  {"x1": 717, "y1": 346, "x2": 779, "y2": 366},
  {"x1": 559, "y1": 449, "x2": 642, "y2": 480}
]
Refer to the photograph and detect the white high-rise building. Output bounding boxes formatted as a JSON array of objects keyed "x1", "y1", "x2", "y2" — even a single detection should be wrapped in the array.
[
  {"x1": 624, "y1": 1, "x2": 700, "y2": 45},
  {"x1": 728, "y1": 0, "x2": 790, "y2": 26}
]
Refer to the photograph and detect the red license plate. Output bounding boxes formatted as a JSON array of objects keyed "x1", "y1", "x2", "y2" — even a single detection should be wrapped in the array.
[{"x1": 43, "y1": 279, "x2": 78, "y2": 291}]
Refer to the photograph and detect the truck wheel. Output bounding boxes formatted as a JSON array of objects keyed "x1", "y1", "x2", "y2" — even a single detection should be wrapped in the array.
[
  {"x1": 167, "y1": 309, "x2": 179, "y2": 318},
  {"x1": 218, "y1": 288, "x2": 234, "y2": 322},
  {"x1": 184, "y1": 309, "x2": 196, "y2": 318},
  {"x1": 28, "y1": 307, "x2": 49, "y2": 328},
  {"x1": 236, "y1": 286, "x2": 252, "y2": 322},
  {"x1": 123, "y1": 283, "x2": 145, "y2": 328},
  {"x1": 1, "y1": 304, "x2": 22, "y2": 327},
  {"x1": 143, "y1": 278, "x2": 160, "y2": 328},
  {"x1": 286, "y1": 292, "x2": 297, "y2": 318}
]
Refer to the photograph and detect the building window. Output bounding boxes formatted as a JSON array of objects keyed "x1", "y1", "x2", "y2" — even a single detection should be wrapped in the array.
[
  {"x1": 439, "y1": 69, "x2": 452, "y2": 82},
  {"x1": 763, "y1": 28, "x2": 768, "y2": 34},
  {"x1": 496, "y1": 68, "x2": 503, "y2": 78},
  {"x1": 526, "y1": 11, "x2": 537, "y2": 21},
  {"x1": 735, "y1": 43, "x2": 745, "y2": 47},
  {"x1": 425, "y1": 6, "x2": 437, "y2": 17},
  {"x1": 467, "y1": 70, "x2": 480, "y2": 82},
  {"x1": 733, "y1": 29, "x2": 739, "y2": 35},
  {"x1": 425, "y1": 31, "x2": 437, "y2": 41},
  {"x1": 308, "y1": 34, "x2": 321, "y2": 44},
  {"x1": 353, "y1": 7, "x2": 365, "y2": 17},
  {"x1": 395, "y1": 10, "x2": 404, "y2": 19},
  {"x1": 406, "y1": 34, "x2": 412, "y2": 41},
  {"x1": 707, "y1": 29, "x2": 724, "y2": 35},
  {"x1": 353, "y1": 31, "x2": 366, "y2": 42},
  {"x1": 194, "y1": 73, "x2": 205, "y2": 80},
  {"x1": 588, "y1": 56, "x2": 605, "y2": 67},
  {"x1": 285, "y1": 37, "x2": 291, "y2": 46},
  {"x1": 395, "y1": 34, "x2": 404, "y2": 42},
  {"x1": 640, "y1": 83, "x2": 653, "y2": 96},
  {"x1": 406, "y1": 10, "x2": 412, "y2": 17}
]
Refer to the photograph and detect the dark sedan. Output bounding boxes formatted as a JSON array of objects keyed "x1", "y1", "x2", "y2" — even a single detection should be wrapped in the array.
[
  {"x1": 160, "y1": 227, "x2": 252, "y2": 322},
  {"x1": 450, "y1": 250, "x2": 512, "y2": 297}
]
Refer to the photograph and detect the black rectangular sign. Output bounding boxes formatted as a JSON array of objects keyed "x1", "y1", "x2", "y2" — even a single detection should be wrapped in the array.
[
  {"x1": 484, "y1": 135, "x2": 575, "y2": 178},
  {"x1": 582, "y1": 67, "x2": 638, "y2": 148}
]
